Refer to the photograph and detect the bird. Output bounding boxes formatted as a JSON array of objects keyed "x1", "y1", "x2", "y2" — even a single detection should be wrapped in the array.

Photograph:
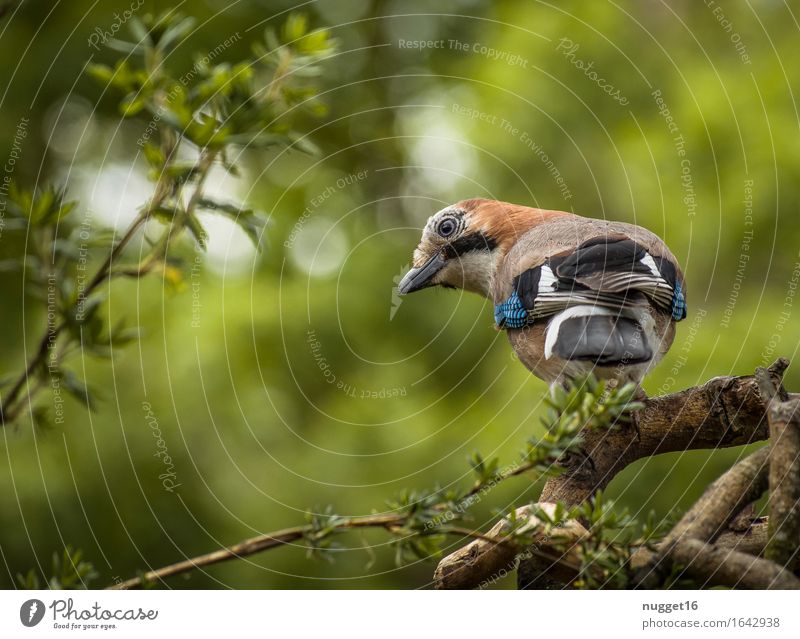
[{"x1": 397, "y1": 198, "x2": 686, "y2": 392}]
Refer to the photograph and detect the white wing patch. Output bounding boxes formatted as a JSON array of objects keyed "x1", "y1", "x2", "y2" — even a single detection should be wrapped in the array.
[
  {"x1": 640, "y1": 253, "x2": 661, "y2": 277},
  {"x1": 538, "y1": 265, "x2": 559, "y2": 292}
]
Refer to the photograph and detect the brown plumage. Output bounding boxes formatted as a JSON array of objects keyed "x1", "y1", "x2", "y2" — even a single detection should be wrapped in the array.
[
  {"x1": 399, "y1": 199, "x2": 687, "y2": 390},
  {"x1": 458, "y1": 198, "x2": 570, "y2": 253}
]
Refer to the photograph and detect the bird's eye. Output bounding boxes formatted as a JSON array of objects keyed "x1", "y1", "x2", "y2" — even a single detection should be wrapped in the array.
[{"x1": 437, "y1": 218, "x2": 457, "y2": 238}]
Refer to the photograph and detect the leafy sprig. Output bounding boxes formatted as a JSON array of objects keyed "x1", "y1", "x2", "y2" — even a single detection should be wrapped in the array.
[
  {"x1": 45, "y1": 373, "x2": 651, "y2": 589},
  {"x1": 16, "y1": 546, "x2": 98, "y2": 590},
  {"x1": 273, "y1": 376, "x2": 650, "y2": 581},
  {"x1": 0, "y1": 10, "x2": 337, "y2": 428}
]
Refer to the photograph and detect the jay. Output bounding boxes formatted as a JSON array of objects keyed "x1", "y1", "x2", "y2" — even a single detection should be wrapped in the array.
[{"x1": 398, "y1": 199, "x2": 686, "y2": 391}]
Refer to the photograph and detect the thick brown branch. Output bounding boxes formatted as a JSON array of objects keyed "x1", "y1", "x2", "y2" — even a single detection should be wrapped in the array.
[
  {"x1": 665, "y1": 447, "x2": 769, "y2": 543},
  {"x1": 633, "y1": 446, "x2": 770, "y2": 588},
  {"x1": 432, "y1": 503, "x2": 587, "y2": 590},
  {"x1": 436, "y1": 511, "x2": 778, "y2": 591},
  {"x1": 715, "y1": 517, "x2": 800, "y2": 570},
  {"x1": 539, "y1": 361, "x2": 787, "y2": 506},
  {"x1": 715, "y1": 518, "x2": 769, "y2": 557},
  {"x1": 515, "y1": 361, "x2": 789, "y2": 589},
  {"x1": 435, "y1": 362, "x2": 789, "y2": 589},
  {"x1": 671, "y1": 538, "x2": 800, "y2": 590},
  {"x1": 754, "y1": 367, "x2": 800, "y2": 567}
]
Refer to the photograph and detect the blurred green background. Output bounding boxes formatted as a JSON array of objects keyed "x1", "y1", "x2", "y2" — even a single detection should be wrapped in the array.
[{"x1": 1, "y1": 0, "x2": 799, "y2": 589}]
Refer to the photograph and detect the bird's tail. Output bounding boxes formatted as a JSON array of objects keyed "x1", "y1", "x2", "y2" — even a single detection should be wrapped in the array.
[{"x1": 544, "y1": 305, "x2": 652, "y2": 365}]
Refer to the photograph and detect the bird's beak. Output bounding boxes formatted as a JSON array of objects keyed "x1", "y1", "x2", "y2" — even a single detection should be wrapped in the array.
[{"x1": 398, "y1": 253, "x2": 447, "y2": 294}]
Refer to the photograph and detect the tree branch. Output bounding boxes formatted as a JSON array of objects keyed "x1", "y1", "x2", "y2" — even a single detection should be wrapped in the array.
[
  {"x1": 663, "y1": 446, "x2": 769, "y2": 544},
  {"x1": 110, "y1": 361, "x2": 797, "y2": 591},
  {"x1": 110, "y1": 509, "x2": 569, "y2": 590},
  {"x1": 435, "y1": 511, "x2": 781, "y2": 591},
  {"x1": 631, "y1": 445, "x2": 770, "y2": 588},
  {"x1": 514, "y1": 360, "x2": 789, "y2": 589},
  {"x1": 715, "y1": 518, "x2": 769, "y2": 556},
  {"x1": 432, "y1": 503, "x2": 587, "y2": 590},
  {"x1": 539, "y1": 360, "x2": 787, "y2": 507},
  {"x1": 109, "y1": 514, "x2": 405, "y2": 590},
  {"x1": 671, "y1": 538, "x2": 800, "y2": 590},
  {"x1": 755, "y1": 367, "x2": 800, "y2": 567},
  {"x1": 0, "y1": 171, "x2": 172, "y2": 426}
]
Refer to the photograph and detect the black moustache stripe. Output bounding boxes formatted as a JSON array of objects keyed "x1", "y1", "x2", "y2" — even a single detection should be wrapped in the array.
[{"x1": 443, "y1": 231, "x2": 497, "y2": 257}]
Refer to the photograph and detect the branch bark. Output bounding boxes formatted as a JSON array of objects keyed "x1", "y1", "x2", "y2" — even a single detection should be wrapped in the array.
[
  {"x1": 755, "y1": 367, "x2": 800, "y2": 567},
  {"x1": 540, "y1": 360, "x2": 787, "y2": 506},
  {"x1": 434, "y1": 511, "x2": 780, "y2": 590},
  {"x1": 715, "y1": 518, "x2": 769, "y2": 556},
  {"x1": 632, "y1": 446, "x2": 770, "y2": 588},
  {"x1": 433, "y1": 360, "x2": 791, "y2": 589},
  {"x1": 432, "y1": 503, "x2": 587, "y2": 590},
  {"x1": 671, "y1": 538, "x2": 800, "y2": 590},
  {"x1": 519, "y1": 362, "x2": 790, "y2": 589}
]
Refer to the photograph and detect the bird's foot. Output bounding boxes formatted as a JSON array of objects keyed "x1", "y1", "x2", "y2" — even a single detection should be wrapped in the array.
[{"x1": 630, "y1": 385, "x2": 647, "y2": 442}]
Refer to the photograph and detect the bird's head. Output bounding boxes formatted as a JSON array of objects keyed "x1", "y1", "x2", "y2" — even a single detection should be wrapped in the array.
[{"x1": 398, "y1": 198, "x2": 567, "y2": 298}]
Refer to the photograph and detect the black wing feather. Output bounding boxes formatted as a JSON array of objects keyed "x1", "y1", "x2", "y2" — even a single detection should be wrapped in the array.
[
  {"x1": 510, "y1": 235, "x2": 678, "y2": 320},
  {"x1": 513, "y1": 266, "x2": 541, "y2": 309},
  {"x1": 555, "y1": 237, "x2": 650, "y2": 280}
]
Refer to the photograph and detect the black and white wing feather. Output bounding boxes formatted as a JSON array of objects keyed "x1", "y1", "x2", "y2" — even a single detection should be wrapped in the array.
[{"x1": 503, "y1": 235, "x2": 684, "y2": 324}]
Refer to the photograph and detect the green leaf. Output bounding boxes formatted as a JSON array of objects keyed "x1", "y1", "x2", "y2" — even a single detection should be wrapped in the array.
[
  {"x1": 86, "y1": 63, "x2": 114, "y2": 84},
  {"x1": 288, "y1": 131, "x2": 320, "y2": 155},
  {"x1": 283, "y1": 13, "x2": 308, "y2": 42},
  {"x1": 468, "y1": 452, "x2": 500, "y2": 484},
  {"x1": 226, "y1": 131, "x2": 288, "y2": 148},
  {"x1": 6, "y1": 184, "x2": 77, "y2": 226},
  {"x1": 127, "y1": 16, "x2": 151, "y2": 45},
  {"x1": 297, "y1": 28, "x2": 336, "y2": 55},
  {"x1": 150, "y1": 205, "x2": 179, "y2": 223},
  {"x1": 142, "y1": 142, "x2": 165, "y2": 168},
  {"x1": 61, "y1": 370, "x2": 97, "y2": 412},
  {"x1": 109, "y1": 321, "x2": 141, "y2": 346},
  {"x1": 46, "y1": 546, "x2": 99, "y2": 590},
  {"x1": 184, "y1": 214, "x2": 207, "y2": 249},
  {"x1": 105, "y1": 38, "x2": 145, "y2": 55},
  {"x1": 164, "y1": 164, "x2": 201, "y2": 184},
  {"x1": 157, "y1": 16, "x2": 196, "y2": 52},
  {"x1": 16, "y1": 569, "x2": 41, "y2": 590},
  {"x1": 120, "y1": 92, "x2": 147, "y2": 117},
  {"x1": 197, "y1": 197, "x2": 265, "y2": 248}
]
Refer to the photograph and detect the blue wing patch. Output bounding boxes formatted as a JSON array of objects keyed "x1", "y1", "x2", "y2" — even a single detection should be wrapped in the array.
[
  {"x1": 494, "y1": 290, "x2": 529, "y2": 329},
  {"x1": 671, "y1": 281, "x2": 687, "y2": 321}
]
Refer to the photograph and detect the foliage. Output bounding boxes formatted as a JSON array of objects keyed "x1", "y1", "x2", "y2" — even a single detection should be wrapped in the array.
[
  {"x1": 281, "y1": 375, "x2": 654, "y2": 584},
  {"x1": 16, "y1": 546, "x2": 98, "y2": 590},
  {"x1": 0, "y1": 9, "x2": 336, "y2": 428},
  {"x1": 528, "y1": 492, "x2": 666, "y2": 589},
  {"x1": 87, "y1": 10, "x2": 335, "y2": 150},
  {"x1": 522, "y1": 376, "x2": 643, "y2": 473}
]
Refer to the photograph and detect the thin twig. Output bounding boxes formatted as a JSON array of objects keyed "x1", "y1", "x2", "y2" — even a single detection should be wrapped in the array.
[
  {"x1": 109, "y1": 514, "x2": 404, "y2": 590},
  {"x1": 109, "y1": 515, "x2": 579, "y2": 590}
]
